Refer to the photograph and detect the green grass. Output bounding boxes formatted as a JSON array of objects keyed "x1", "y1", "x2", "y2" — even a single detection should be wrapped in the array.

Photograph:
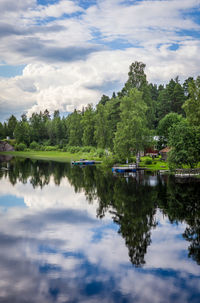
[
  {"x1": 139, "y1": 156, "x2": 169, "y2": 171},
  {"x1": 0, "y1": 151, "x2": 102, "y2": 163}
]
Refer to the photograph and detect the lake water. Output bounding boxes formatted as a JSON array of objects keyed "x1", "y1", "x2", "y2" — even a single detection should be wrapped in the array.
[{"x1": 0, "y1": 157, "x2": 200, "y2": 303}]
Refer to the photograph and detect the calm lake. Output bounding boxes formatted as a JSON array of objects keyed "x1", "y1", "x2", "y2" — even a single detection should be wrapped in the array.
[{"x1": 0, "y1": 156, "x2": 199, "y2": 303}]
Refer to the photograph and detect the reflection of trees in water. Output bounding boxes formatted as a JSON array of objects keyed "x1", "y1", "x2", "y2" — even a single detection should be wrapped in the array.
[
  {"x1": 1, "y1": 158, "x2": 200, "y2": 266},
  {"x1": 158, "y1": 176, "x2": 200, "y2": 265},
  {"x1": 0, "y1": 158, "x2": 69, "y2": 188},
  {"x1": 109, "y1": 179, "x2": 158, "y2": 266}
]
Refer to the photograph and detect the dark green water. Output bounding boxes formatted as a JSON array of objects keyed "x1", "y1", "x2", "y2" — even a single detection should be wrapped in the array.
[{"x1": 0, "y1": 156, "x2": 199, "y2": 302}]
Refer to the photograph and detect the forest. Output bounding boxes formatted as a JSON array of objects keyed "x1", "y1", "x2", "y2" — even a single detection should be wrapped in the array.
[{"x1": 0, "y1": 61, "x2": 200, "y2": 168}]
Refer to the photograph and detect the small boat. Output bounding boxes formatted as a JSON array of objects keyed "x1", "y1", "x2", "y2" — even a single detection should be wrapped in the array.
[
  {"x1": 112, "y1": 164, "x2": 137, "y2": 173},
  {"x1": 71, "y1": 159, "x2": 95, "y2": 166}
]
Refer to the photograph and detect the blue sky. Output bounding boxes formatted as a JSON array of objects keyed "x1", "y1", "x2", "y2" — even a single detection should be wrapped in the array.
[{"x1": 0, "y1": 0, "x2": 200, "y2": 121}]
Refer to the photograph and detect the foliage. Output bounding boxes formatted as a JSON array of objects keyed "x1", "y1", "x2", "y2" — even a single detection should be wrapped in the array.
[
  {"x1": 94, "y1": 103, "x2": 109, "y2": 148},
  {"x1": 0, "y1": 122, "x2": 5, "y2": 139},
  {"x1": 67, "y1": 110, "x2": 83, "y2": 146},
  {"x1": 157, "y1": 112, "x2": 183, "y2": 148},
  {"x1": 114, "y1": 88, "x2": 149, "y2": 160},
  {"x1": 14, "y1": 121, "x2": 31, "y2": 145},
  {"x1": 15, "y1": 143, "x2": 27, "y2": 151},
  {"x1": 43, "y1": 145, "x2": 59, "y2": 151},
  {"x1": 183, "y1": 76, "x2": 200, "y2": 126},
  {"x1": 168, "y1": 120, "x2": 200, "y2": 169},
  {"x1": 7, "y1": 115, "x2": 18, "y2": 138},
  {"x1": 30, "y1": 141, "x2": 41, "y2": 150},
  {"x1": 144, "y1": 158, "x2": 152, "y2": 165},
  {"x1": 81, "y1": 104, "x2": 95, "y2": 146}
]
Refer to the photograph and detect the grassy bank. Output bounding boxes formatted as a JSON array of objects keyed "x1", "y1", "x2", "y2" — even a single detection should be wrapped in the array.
[
  {"x1": 0, "y1": 151, "x2": 102, "y2": 163},
  {"x1": 139, "y1": 156, "x2": 169, "y2": 171},
  {"x1": 0, "y1": 151, "x2": 169, "y2": 170}
]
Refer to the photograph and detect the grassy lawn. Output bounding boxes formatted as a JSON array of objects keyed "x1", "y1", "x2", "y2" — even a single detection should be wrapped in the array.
[
  {"x1": 139, "y1": 156, "x2": 169, "y2": 171},
  {"x1": 0, "y1": 151, "x2": 102, "y2": 163}
]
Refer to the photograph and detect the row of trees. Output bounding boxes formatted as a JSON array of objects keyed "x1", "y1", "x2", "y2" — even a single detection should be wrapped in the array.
[{"x1": 0, "y1": 62, "x2": 200, "y2": 166}]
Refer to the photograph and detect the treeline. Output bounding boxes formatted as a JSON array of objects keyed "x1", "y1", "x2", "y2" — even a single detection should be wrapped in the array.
[{"x1": 0, "y1": 62, "x2": 200, "y2": 166}]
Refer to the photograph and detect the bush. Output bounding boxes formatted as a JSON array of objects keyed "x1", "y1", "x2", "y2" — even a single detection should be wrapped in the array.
[
  {"x1": 144, "y1": 158, "x2": 153, "y2": 165},
  {"x1": 30, "y1": 141, "x2": 40, "y2": 150},
  {"x1": 82, "y1": 146, "x2": 95, "y2": 153},
  {"x1": 130, "y1": 156, "x2": 136, "y2": 163},
  {"x1": 68, "y1": 146, "x2": 81, "y2": 153},
  {"x1": 15, "y1": 143, "x2": 27, "y2": 151},
  {"x1": 94, "y1": 148, "x2": 105, "y2": 158},
  {"x1": 102, "y1": 155, "x2": 123, "y2": 167},
  {"x1": 43, "y1": 140, "x2": 51, "y2": 146},
  {"x1": 44, "y1": 146, "x2": 58, "y2": 151}
]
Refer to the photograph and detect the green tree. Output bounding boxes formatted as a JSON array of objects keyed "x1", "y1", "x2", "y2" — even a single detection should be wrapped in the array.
[
  {"x1": 157, "y1": 113, "x2": 183, "y2": 148},
  {"x1": 94, "y1": 104, "x2": 109, "y2": 148},
  {"x1": 156, "y1": 78, "x2": 185, "y2": 122},
  {"x1": 29, "y1": 112, "x2": 47, "y2": 143},
  {"x1": 168, "y1": 120, "x2": 200, "y2": 168},
  {"x1": 156, "y1": 88, "x2": 171, "y2": 121},
  {"x1": 114, "y1": 88, "x2": 149, "y2": 160},
  {"x1": 183, "y1": 76, "x2": 200, "y2": 126},
  {"x1": 7, "y1": 115, "x2": 18, "y2": 138},
  {"x1": 171, "y1": 82, "x2": 185, "y2": 114},
  {"x1": 120, "y1": 61, "x2": 155, "y2": 128},
  {"x1": 67, "y1": 110, "x2": 83, "y2": 146},
  {"x1": 0, "y1": 122, "x2": 5, "y2": 139},
  {"x1": 99, "y1": 95, "x2": 110, "y2": 106},
  {"x1": 14, "y1": 121, "x2": 31, "y2": 145},
  {"x1": 106, "y1": 96, "x2": 121, "y2": 149},
  {"x1": 81, "y1": 104, "x2": 95, "y2": 146},
  {"x1": 122, "y1": 61, "x2": 147, "y2": 93},
  {"x1": 183, "y1": 77, "x2": 194, "y2": 98}
]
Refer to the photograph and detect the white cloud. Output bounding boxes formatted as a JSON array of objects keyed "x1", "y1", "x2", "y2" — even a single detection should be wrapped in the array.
[
  {"x1": 28, "y1": 0, "x2": 83, "y2": 19},
  {"x1": 0, "y1": 0, "x2": 200, "y2": 119}
]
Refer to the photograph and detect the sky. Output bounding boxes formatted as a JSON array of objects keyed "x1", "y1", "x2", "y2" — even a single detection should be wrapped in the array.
[{"x1": 0, "y1": 0, "x2": 200, "y2": 121}]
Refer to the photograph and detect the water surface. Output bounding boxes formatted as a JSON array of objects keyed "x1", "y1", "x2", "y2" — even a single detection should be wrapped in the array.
[{"x1": 0, "y1": 157, "x2": 199, "y2": 302}]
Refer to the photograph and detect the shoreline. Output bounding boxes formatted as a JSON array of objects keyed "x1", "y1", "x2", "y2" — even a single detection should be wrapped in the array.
[
  {"x1": 1, "y1": 151, "x2": 199, "y2": 176},
  {"x1": 0, "y1": 150, "x2": 167, "y2": 170}
]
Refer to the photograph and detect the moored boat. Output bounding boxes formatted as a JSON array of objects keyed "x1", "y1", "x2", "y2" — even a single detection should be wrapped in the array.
[{"x1": 71, "y1": 159, "x2": 95, "y2": 165}]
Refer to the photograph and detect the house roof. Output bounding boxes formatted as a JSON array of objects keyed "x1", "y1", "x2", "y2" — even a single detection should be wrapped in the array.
[{"x1": 159, "y1": 147, "x2": 171, "y2": 153}]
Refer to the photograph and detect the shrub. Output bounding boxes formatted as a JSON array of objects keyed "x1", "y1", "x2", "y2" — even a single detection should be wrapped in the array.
[
  {"x1": 15, "y1": 143, "x2": 27, "y2": 151},
  {"x1": 130, "y1": 156, "x2": 136, "y2": 163},
  {"x1": 102, "y1": 155, "x2": 122, "y2": 167},
  {"x1": 94, "y1": 148, "x2": 105, "y2": 158},
  {"x1": 68, "y1": 146, "x2": 81, "y2": 153},
  {"x1": 43, "y1": 140, "x2": 51, "y2": 146},
  {"x1": 30, "y1": 141, "x2": 40, "y2": 150},
  {"x1": 44, "y1": 146, "x2": 58, "y2": 151},
  {"x1": 82, "y1": 146, "x2": 95, "y2": 153},
  {"x1": 144, "y1": 158, "x2": 152, "y2": 165}
]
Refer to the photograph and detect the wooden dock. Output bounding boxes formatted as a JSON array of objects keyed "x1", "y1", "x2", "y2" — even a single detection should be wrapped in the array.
[{"x1": 175, "y1": 168, "x2": 200, "y2": 177}]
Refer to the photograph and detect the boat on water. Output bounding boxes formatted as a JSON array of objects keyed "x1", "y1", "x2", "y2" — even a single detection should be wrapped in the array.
[
  {"x1": 71, "y1": 159, "x2": 95, "y2": 165},
  {"x1": 112, "y1": 164, "x2": 137, "y2": 173}
]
